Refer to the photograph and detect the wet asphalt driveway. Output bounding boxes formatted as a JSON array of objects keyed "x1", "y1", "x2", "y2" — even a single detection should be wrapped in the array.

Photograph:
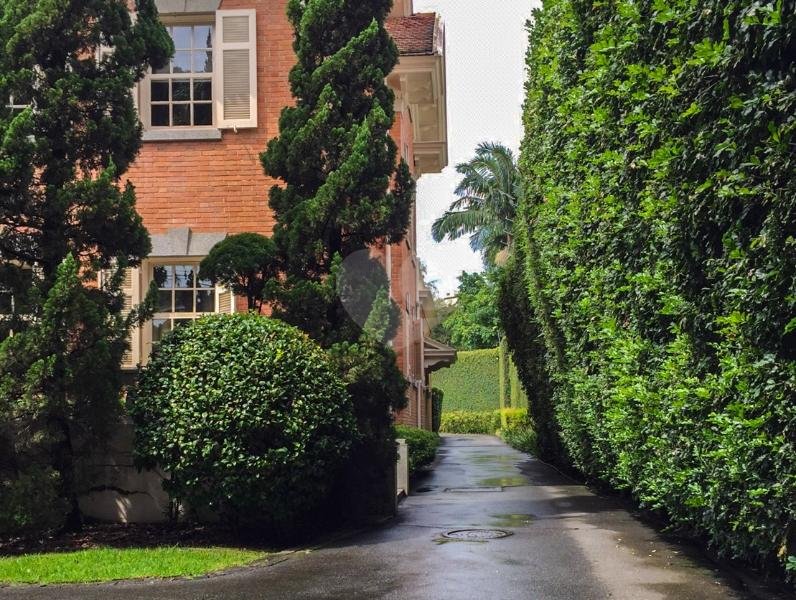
[{"x1": 1, "y1": 435, "x2": 753, "y2": 600}]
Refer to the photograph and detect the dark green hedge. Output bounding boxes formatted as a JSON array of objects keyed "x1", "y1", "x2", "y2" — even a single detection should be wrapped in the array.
[
  {"x1": 431, "y1": 388, "x2": 443, "y2": 433},
  {"x1": 440, "y1": 409, "x2": 528, "y2": 435},
  {"x1": 395, "y1": 426, "x2": 440, "y2": 474},
  {"x1": 518, "y1": 0, "x2": 795, "y2": 575},
  {"x1": 432, "y1": 348, "x2": 500, "y2": 411}
]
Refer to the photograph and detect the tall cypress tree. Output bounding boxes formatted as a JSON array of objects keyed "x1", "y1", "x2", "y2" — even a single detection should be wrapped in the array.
[
  {"x1": 261, "y1": 0, "x2": 415, "y2": 516},
  {"x1": 0, "y1": 0, "x2": 171, "y2": 530}
]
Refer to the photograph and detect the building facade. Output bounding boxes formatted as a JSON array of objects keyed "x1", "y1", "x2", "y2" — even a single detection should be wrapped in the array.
[{"x1": 122, "y1": 0, "x2": 454, "y2": 430}]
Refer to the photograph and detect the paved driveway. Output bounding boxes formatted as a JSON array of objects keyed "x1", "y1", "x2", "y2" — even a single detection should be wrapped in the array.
[{"x1": 2, "y1": 435, "x2": 753, "y2": 599}]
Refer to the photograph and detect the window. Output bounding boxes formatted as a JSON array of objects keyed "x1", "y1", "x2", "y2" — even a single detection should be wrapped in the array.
[
  {"x1": 149, "y1": 23, "x2": 215, "y2": 127},
  {"x1": 150, "y1": 263, "x2": 216, "y2": 343},
  {"x1": 138, "y1": 9, "x2": 258, "y2": 133}
]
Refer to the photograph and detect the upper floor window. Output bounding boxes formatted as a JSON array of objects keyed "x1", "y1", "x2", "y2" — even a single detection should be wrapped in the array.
[
  {"x1": 138, "y1": 9, "x2": 259, "y2": 132},
  {"x1": 150, "y1": 24, "x2": 214, "y2": 127}
]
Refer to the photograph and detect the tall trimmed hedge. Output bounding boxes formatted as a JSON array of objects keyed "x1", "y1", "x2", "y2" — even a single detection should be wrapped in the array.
[
  {"x1": 517, "y1": 0, "x2": 794, "y2": 575},
  {"x1": 432, "y1": 348, "x2": 500, "y2": 411}
]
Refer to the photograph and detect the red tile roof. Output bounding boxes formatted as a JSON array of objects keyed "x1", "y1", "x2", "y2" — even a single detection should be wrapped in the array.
[{"x1": 386, "y1": 13, "x2": 438, "y2": 56}]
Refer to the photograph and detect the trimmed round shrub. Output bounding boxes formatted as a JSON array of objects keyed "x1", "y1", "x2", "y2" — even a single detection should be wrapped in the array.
[{"x1": 131, "y1": 313, "x2": 356, "y2": 529}]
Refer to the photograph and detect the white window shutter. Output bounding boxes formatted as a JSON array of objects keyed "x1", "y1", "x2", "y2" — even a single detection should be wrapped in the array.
[
  {"x1": 216, "y1": 285, "x2": 235, "y2": 314},
  {"x1": 120, "y1": 267, "x2": 142, "y2": 370},
  {"x1": 215, "y1": 9, "x2": 258, "y2": 129}
]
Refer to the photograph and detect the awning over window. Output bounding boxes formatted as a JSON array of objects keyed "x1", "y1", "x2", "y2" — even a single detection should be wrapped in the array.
[{"x1": 424, "y1": 337, "x2": 456, "y2": 374}]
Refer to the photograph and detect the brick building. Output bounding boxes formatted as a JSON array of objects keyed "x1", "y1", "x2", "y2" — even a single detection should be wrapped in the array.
[{"x1": 122, "y1": 0, "x2": 456, "y2": 430}]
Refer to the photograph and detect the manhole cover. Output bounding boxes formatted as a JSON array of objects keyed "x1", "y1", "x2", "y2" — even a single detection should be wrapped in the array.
[
  {"x1": 444, "y1": 487, "x2": 503, "y2": 493},
  {"x1": 443, "y1": 529, "x2": 513, "y2": 541}
]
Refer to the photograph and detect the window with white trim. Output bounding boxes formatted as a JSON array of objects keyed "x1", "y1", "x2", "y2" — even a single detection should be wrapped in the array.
[
  {"x1": 150, "y1": 23, "x2": 215, "y2": 127},
  {"x1": 138, "y1": 9, "x2": 258, "y2": 132},
  {"x1": 151, "y1": 262, "x2": 216, "y2": 343}
]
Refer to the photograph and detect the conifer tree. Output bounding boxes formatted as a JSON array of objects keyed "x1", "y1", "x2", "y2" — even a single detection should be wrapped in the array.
[
  {"x1": 261, "y1": 0, "x2": 415, "y2": 515},
  {"x1": 0, "y1": 0, "x2": 171, "y2": 530}
]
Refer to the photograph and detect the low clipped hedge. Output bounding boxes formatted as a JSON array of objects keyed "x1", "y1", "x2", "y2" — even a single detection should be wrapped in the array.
[
  {"x1": 440, "y1": 409, "x2": 529, "y2": 436},
  {"x1": 440, "y1": 410, "x2": 499, "y2": 434},
  {"x1": 395, "y1": 426, "x2": 440, "y2": 474},
  {"x1": 431, "y1": 348, "x2": 500, "y2": 411},
  {"x1": 131, "y1": 313, "x2": 357, "y2": 530}
]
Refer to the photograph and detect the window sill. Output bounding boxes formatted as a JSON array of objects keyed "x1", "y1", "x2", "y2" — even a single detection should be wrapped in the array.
[{"x1": 142, "y1": 129, "x2": 222, "y2": 142}]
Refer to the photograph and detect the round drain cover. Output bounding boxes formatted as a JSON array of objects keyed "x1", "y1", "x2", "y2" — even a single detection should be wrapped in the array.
[{"x1": 443, "y1": 529, "x2": 513, "y2": 541}]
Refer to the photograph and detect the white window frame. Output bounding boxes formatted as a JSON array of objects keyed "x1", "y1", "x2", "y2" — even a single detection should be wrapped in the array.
[
  {"x1": 140, "y1": 258, "x2": 233, "y2": 362},
  {"x1": 138, "y1": 15, "x2": 218, "y2": 131}
]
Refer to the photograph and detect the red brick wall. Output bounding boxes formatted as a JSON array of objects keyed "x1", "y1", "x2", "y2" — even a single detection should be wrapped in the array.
[
  {"x1": 126, "y1": 0, "x2": 294, "y2": 236},
  {"x1": 128, "y1": 0, "x2": 430, "y2": 429}
]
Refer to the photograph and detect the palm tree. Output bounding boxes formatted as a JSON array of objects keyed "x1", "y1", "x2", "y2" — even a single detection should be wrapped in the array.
[{"x1": 432, "y1": 142, "x2": 521, "y2": 265}]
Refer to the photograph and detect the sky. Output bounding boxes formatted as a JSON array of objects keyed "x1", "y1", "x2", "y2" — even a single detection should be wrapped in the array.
[{"x1": 412, "y1": 0, "x2": 536, "y2": 297}]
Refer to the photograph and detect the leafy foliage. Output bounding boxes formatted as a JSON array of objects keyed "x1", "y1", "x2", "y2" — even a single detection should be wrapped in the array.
[
  {"x1": 500, "y1": 423, "x2": 537, "y2": 455},
  {"x1": 431, "y1": 387, "x2": 443, "y2": 434},
  {"x1": 0, "y1": 547, "x2": 265, "y2": 585},
  {"x1": 498, "y1": 406, "x2": 537, "y2": 455},
  {"x1": 199, "y1": 234, "x2": 278, "y2": 311},
  {"x1": 439, "y1": 408, "x2": 529, "y2": 436},
  {"x1": 497, "y1": 247, "x2": 561, "y2": 461},
  {"x1": 0, "y1": 0, "x2": 171, "y2": 531},
  {"x1": 259, "y1": 0, "x2": 415, "y2": 517},
  {"x1": 432, "y1": 142, "x2": 520, "y2": 265},
  {"x1": 432, "y1": 348, "x2": 501, "y2": 412},
  {"x1": 394, "y1": 426, "x2": 440, "y2": 474},
  {"x1": 0, "y1": 466, "x2": 66, "y2": 536},
  {"x1": 434, "y1": 271, "x2": 501, "y2": 350},
  {"x1": 518, "y1": 0, "x2": 795, "y2": 574},
  {"x1": 131, "y1": 313, "x2": 357, "y2": 530}
]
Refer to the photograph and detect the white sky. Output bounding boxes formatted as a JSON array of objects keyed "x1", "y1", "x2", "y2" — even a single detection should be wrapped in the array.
[{"x1": 412, "y1": 0, "x2": 537, "y2": 296}]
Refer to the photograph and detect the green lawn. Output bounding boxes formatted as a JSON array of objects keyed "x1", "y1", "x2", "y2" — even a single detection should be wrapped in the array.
[{"x1": 0, "y1": 546, "x2": 267, "y2": 585}]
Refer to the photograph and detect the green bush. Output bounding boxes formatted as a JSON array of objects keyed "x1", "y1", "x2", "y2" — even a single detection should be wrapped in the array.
[
  {"x1": 131, "y1": 313, "x2": 357, "y2": 530},
  {"x1": 430, "y1": 388, "x2": 443, "y2": 433},
  {"x1": 440, "y1": 410, "x2": 499, "y2": 434},
  {"x1": 432, "y1": 348, "x2": 500, "y2": 411},
  {"x1": 394, "y1": 426, "x2": 440, "y2": 474},
  {"x1": 498, "y1": 247, "x2": 563, "y2": 461},
  {"x1": 498, "y1": 409, "x2": 537, "y2": 455},
  {"x1": 519, "y1": 0, "x2": 795, "y2": 574},
  {"x1": 0, "y1": 467, "x2": 67, "y2": 536},
  {"x1": 501, "y1": 425, "x2": 537, "y2": 456}
]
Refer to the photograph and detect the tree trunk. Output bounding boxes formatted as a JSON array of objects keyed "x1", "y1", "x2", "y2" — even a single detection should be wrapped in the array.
[{"x1": 51, "y1": 415, "x2": 82, "y2": 532}]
